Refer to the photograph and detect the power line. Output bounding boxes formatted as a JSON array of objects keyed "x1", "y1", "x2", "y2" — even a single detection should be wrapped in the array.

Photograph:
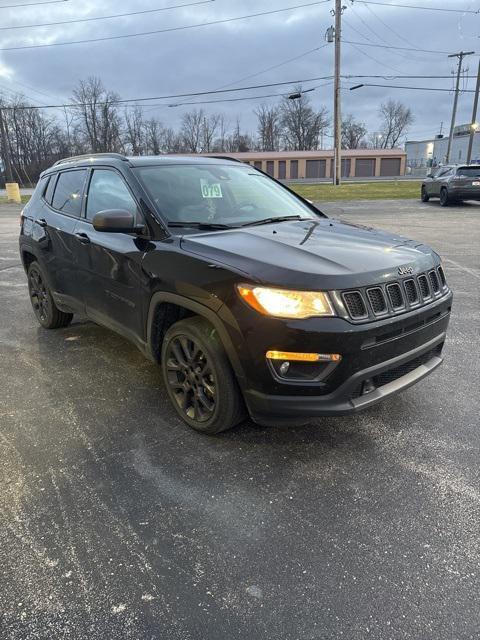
[
  {"x1": 0, "y1": 75, "x2": 336, "y2": 111},
  {"x1": 0, "y1": 0, "x2": 68, "y2": 8},
  {"x1": 353, "y1": 1, "x2": 480, "y2": 14},
  {"x1": 0, "y1": 0, "x2": 215, "y2": 31},
  {"x1": 349, "y1": 82, "x2": 475, "y2": 92},
  {"x1": 344, "y1": 39, "x2": 458, "y2": 55},
  {"x1": 0, "y1": 1, "x2": 330, "y2": 52},
  {"x1": 2, "y1": 71, "x2": 474, "y2": 111},
  {"x1": 166, "y1": 82, "x2": 333, "y2": 108}
]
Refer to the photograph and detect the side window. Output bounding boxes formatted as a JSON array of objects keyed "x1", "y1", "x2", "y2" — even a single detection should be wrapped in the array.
[
  {"x1": 52, "y1": 170, "x2": 87, "y2": 217},
  {"x1": 86, "y1": 169, "x2": 137, "y2": 221},
  {"x1": 44, "y1": 174, "x2": 56, "y2": 204}
]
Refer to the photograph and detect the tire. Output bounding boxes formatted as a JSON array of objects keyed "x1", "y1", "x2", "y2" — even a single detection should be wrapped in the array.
[
  {"x1": 161, "y1": 316, "x2": 245, "y2": 434},
  {"x1": 439, "y1": 187, "x2": 449, "y2": 207},
  {"x1": 27, "y1": 261, "x2": 73, "y2": 329},
  {"x1": 421, "y1": 185, "x2": 429, "y2": 202}
]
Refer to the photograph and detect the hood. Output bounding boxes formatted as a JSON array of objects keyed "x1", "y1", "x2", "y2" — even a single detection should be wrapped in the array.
[{"x1": 180, "y1": 218, "x2": 438, "y2": 290}]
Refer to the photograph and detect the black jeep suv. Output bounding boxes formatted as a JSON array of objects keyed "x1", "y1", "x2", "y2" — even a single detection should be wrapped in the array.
[{"x1": 20, "y1": 154, "x2": 452, "y2": 433}]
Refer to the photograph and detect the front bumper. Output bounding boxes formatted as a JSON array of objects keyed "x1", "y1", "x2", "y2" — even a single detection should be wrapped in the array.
[
  {"x1": 245, "y1": 332, "x2": 445, "y2": 425},
  {"x1": 226, "y1": 291, "x2": 453, "y2": 424}
]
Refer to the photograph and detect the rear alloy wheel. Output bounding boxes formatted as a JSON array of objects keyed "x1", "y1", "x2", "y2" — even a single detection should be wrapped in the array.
[
  {"x1": 421, "y1": 185, "x2": 429, "y2": 202},
  {"x1": 27, "y1": 262, "x2": 73, "y2": 329},
  {"x1": 439, "y1": 187, "x2": 449, "y2": 207},
  {"x1": 161, "y1": 316, "x2": 245, "y2": 434}
]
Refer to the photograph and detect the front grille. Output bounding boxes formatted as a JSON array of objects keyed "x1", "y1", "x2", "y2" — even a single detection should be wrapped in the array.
[
  {"x1": 437, "y1": 265, "x2": 447, "y2": 288},
  {"x1": 342, "y1": 291, "x2": 367, "y2": 319},
  {"x1": 339, "y1": 266, "x2": 449, "y2": 323},
  {"x1": 367, "y1": 287, "x2": 387, "y2": 314},
  {"x1": 429, "y1": 269, "x2": 440, "y2": 293},
  {"x1": 404, "y1": 279, "x2": 419, "y2": 304},
  {"x1": 417, "y1": 274, "x2": 430, "y2": 299},
  {"x1": 387, "y1": 283, "x2": 404, "y2": 309},
  {"x1": 372, "y1": 344, "x2": 443, "y2": 387}
]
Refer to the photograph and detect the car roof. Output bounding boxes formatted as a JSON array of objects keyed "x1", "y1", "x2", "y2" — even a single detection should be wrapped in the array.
[{"x1": 41, "y1": 154, "x2": 244, "y2": 176}]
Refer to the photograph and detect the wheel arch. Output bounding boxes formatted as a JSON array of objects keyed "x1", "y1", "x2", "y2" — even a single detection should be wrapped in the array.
[{"x1": 145, "y1": 292, "x2": 246, "y2": 389}]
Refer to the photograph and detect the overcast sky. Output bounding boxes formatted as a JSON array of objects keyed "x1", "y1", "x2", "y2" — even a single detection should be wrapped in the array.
[{"x1": 0, "y1": 0, "x2": 478, "y2": 144}]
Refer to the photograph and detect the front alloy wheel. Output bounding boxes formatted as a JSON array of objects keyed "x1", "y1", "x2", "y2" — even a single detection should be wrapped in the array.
[
  {"x1": 165, "y1": 335, "x2": 217, "y2": 424},
  {"x1": 161, "y1": 316, "x2": 245, "y2": 434}
]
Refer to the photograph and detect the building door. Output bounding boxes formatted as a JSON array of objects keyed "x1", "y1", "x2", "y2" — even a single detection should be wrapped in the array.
[
  {"x1": 330, "y1": 158, "x2": 351, "y2": 178},
  {"x1": 278, "y1": 161, "x2": 286, "y2": 179},
  {"x1": 355, "y1": 158, "x2": 375, "y2": 177},
  {"x1": 306, "y1": 159, "x2": 326, "y2": 179},
  {"x1": 266, "y1": 161, "x2": 274, "y2": 176},
  {"x1": 290, "y1": 160, "x2": 298, "y2": 179},
  {"x1": 380, "y1": 158, "x2": 401, "y2": 176},
  {"x1": 254, "y1": 161, "x2": 262, "y2": 170}
]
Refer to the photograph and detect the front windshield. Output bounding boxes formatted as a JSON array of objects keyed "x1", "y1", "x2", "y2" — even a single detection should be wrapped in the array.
[{"x1": 134, "y1": 163, "x2": 318, "y2": 227}]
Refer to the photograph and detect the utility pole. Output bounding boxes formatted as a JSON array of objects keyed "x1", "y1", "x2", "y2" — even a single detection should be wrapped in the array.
[
  {"x1": 445, "y1": 50, "x2": 474, "y2": 163},
  {"x1": 0, "y1": 106, "x2": 14, "y2": 184},
  {"x1": 466, "y1": 59, "x2": 480, "y2": 165},
  {"x1": 333, "y1": 0, "x2": 344, "y2": 186}
]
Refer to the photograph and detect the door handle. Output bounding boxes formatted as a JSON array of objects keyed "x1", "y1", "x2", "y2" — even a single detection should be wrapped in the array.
[
  {"x1": 74, "y1": 232, "x2": 91, "y2": 245},
  {"x1": 36, "y1": 218, "x2": 47, "y2": 228}
]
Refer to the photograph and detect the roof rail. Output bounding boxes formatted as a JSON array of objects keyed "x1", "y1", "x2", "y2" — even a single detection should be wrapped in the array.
[
  {"x1": 53, "y1": 152, "x2": 129, "y2": 166},
  {"x1": 206, "y1": 155, "x2": 243, "y2": 163}
]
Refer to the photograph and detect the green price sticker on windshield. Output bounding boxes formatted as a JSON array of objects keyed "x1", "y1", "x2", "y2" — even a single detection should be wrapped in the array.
[{"x1": 201, "y1": 179, "x2": 223, "y2": 198}]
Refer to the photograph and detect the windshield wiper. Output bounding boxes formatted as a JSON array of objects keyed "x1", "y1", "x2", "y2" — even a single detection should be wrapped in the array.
[
  {"x1": 240, "y1": 215, "x2": 311, "y2": 227},
  {"x1": 168, "y1": 221, "x2": 236, "y2": 230}
]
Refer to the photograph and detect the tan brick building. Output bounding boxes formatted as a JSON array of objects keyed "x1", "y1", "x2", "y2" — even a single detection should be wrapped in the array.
[{"x1": 204, "y1": 149, "x2": 406, "y2": 180}]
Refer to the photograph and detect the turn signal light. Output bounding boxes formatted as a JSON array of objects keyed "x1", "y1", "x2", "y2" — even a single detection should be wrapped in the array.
[{"x1": 266, "y1": 351, "x2": 342, "y2": 362}]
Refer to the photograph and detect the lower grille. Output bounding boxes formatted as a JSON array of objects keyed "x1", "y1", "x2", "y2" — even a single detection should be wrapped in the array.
[{"x1": 372, "y1": 344, "x2": 443, "y2": 387}]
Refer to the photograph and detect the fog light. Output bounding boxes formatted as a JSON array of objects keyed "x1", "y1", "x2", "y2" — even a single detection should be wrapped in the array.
[
  {"x1": 279, "y1": 361, "x2": 290, "y2": 375},
  {"x1": 266, "y1": 350, "x2": 342, "y2": 362}
]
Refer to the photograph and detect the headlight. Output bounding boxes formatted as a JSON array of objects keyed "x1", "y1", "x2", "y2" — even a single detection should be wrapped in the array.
[{"x1": 237, "y1": 284, "x2": 335, "y2": 319}]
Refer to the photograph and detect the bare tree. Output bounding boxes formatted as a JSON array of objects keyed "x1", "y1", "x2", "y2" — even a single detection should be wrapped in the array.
[
  {"x1": 161, "y1": 127, "x2": 183, "y2": 153},
  {"x1": 279, "y1": 89, "x2": 329, "y2": 150},
  {"x1": 378, "y1": 100, "x2": 414, "y2": 148},
  {"x1": 144, "y1": 117, "x2": 163, "y2": 155},
  {"x1": 181, "y1": 109, "x2": 204, "y2": 153},
  {"x1": 71, "y1": 76, "x2": 122, "y2": 153},
  {"x1": 124, "y1": 105, "x2": 145, "y2": 155},
  {"x1": 201, "y1": 112, "x2": 221, "y2": 152},
  {"x1": 255, "y1": 104, "x2": 281, "y2": 151},
  {"x1": 341, "y1": 114, "x2": 367, "y2": 149}
]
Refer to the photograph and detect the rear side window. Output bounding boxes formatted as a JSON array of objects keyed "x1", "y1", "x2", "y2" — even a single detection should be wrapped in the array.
[
  {"x1": 43, "y1": 174, "x2": 56, "y2": 204},
  {"x1": 86, "y1": 169, "x2": 137, "y2": 221},
  {"x1": 456, "y1": 166, "x2": 480, "y2": 177},
  {"x1": 52, "y1": 170, "x2": 87, "y2": 217}
]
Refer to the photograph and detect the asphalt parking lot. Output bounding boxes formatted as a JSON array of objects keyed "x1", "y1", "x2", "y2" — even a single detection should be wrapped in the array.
[{"x1": 1, "y1": 198, "x2": 479, "y2": 639}]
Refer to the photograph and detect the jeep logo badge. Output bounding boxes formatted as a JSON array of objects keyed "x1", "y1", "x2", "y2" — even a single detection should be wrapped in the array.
[{"x1": 398, "y1": 265, "x2": 414, "y2": 276}]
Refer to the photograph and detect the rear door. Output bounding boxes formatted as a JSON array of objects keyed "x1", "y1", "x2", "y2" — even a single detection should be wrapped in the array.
[
  {"x1": 25, "y1": 169, "x2": 87, "y2": 311},
  {"x1": 73, "y1": 167, "x2": 149, "y2": 344}
]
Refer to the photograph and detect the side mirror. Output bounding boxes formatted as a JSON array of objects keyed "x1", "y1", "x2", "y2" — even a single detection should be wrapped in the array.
[
  {"x1": 92, "y1": 209, "x2": 137, "y2": 233},
  {"x1": 426, "y1": 173, "x2": 434, "y2": 178}
]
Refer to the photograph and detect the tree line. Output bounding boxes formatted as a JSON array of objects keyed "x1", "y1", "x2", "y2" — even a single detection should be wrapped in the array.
[{"x1": 0, "y1": 76, "x2": 414, "y2": 184}]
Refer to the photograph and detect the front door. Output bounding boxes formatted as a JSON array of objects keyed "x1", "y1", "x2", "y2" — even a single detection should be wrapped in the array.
[{"x1": 73, "y1": 168, "x2": 149, "y2": 345}]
